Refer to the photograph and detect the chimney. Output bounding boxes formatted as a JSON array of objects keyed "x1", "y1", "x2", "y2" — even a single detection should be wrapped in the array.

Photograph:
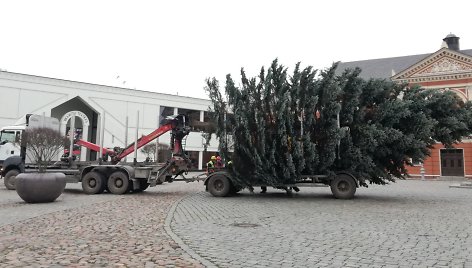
[{"x1": 443, "y1": 33, "x2": 460, "y2": 51}]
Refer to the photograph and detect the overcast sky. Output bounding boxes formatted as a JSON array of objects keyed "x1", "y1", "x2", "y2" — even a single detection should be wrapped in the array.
[{"x1": 1, "y1": 0, "x2": 471, "y2": 99}]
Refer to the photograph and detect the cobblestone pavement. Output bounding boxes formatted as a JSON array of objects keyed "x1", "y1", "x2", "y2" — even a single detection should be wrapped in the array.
[
  {"x1": 171, "y1": 180, "x2": 472, "y2": 268},
  {"x1": 0, "y1": 176, "x2": 206, "y2": 268},
  {"x1": 1, "y1": 178, "x2": 472, "y2": 268}
]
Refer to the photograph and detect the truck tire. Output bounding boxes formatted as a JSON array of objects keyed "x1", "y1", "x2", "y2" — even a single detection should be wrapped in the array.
[
  {"x1": 330, "y1": 174, "x2": 356, "y2": 199},
  {"x1": 107, "y1": 171, "x2": 130, "y2": 195},
  {"x1": 82, "y1": 171, "x2": 106, "y2": 194},
  {"x1": 208, "y1": 174, "x2": 231, "y2": 197},
  {"x1": 4, "y1": 169, "x2": 19, "y2": 190}
]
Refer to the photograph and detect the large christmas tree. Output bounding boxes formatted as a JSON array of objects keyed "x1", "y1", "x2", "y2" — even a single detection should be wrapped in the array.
[{"x1": 204, "y1": 60, "x2": 472, "y2": 187}]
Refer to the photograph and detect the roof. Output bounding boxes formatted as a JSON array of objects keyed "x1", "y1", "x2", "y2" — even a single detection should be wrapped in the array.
[
  {"x1": 336, "y1": 49, "x2": 472, "y2": 80},
  {"x1": 0, "y1": 70, "x2": 210, "y2": 102}
]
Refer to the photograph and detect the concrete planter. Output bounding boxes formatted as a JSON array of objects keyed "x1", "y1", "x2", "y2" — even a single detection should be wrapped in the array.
[{"x1": 15, "y1": 173, "x2": 66, "y2": 203}]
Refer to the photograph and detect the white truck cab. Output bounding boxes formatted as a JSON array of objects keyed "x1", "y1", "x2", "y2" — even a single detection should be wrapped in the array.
[
  {"x1": 0, "y1": 125, "x2": 25, "y2": 166},
  {"x1": 0, "y1": 114, "x2": 60, "y2": 167}
]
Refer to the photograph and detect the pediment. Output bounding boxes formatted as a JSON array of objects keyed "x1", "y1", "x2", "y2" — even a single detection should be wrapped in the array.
[{"x1": 392, "y1": 48, "x2": 472, "y2": 83}]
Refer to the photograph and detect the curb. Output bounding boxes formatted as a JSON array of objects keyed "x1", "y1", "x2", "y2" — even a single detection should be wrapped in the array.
[
  {"x1": 449, "y1": 182, "x2": 472, "y2": 189},
  {"x1": 164, "y1": 194, "x2": 216, "y2": 268}
]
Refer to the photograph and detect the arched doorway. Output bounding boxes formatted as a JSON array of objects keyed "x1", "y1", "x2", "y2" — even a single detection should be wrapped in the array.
[
  {"x1": 60, "y1": 111, "x2": 90, "y2": 161},
  {"x1": 51, "y1": 97, "x2": 99, "y2": 161}
]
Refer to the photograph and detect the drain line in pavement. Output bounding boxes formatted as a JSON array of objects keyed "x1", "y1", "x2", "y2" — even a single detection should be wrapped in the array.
[{"x1": 164, "y1": 194, "x2": 217, "y2": 268}]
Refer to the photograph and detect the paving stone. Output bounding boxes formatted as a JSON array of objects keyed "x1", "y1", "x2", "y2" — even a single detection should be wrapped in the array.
[
  {"x1": 0, "y1": 179, "x2": 205, "y2": 267},
  {"x1": 171, "y1": 180, "x2": 472, "y2": 267}
]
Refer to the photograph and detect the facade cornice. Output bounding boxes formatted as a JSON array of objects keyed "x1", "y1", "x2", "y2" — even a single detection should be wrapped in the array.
[
  {"x1": 0, "y1": 70, "x2": 211, "y2": 105},
  {"x1": 392, "y1": 48, "x2": 472, "y2": 84}
]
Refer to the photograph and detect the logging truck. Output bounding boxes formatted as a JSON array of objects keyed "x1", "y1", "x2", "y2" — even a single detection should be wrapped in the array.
[{"x1": 1, "y1": 114, "x2": 194, "y2": 194}]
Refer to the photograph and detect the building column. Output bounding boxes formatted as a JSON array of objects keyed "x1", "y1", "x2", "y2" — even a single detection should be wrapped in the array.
[
  {"x1": 199, "y1": 151, "x2": 203, "y2": 170},
  {"x1": 81, "y1": 125, "x2": 89, "y2": 161}
]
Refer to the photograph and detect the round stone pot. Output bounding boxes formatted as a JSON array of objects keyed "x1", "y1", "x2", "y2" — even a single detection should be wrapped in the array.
[{"x1": 15, "y1": 173, "x2": 66, "y2": 203}]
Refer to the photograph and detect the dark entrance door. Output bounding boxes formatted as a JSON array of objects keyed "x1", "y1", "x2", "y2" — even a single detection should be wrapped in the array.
[{"x1": 441, "y1": 149, "x2": 464, "y2": 176}]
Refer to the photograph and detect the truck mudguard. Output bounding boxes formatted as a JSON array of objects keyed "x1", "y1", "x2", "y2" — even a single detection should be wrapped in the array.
[
  {"x1": 2, "y1": 155, "x2": 24, "y2": 176},
  {"x1": 335, "y1": 171, "x2": 359, "y2": 187}
]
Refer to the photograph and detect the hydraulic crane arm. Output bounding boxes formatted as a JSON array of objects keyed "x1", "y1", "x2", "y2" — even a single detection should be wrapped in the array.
[
  {"x1": 75, "y1": 139, "x2": 115, "y2": 156},
  {"x1": 73, "y1": 122, "x2": 175, "y2": 161},
  {"x1": 112, "y1": 114, "x2": 190, "y2": 164},
  {"x1": 70, "y1": 114, "x2": 190, "y2": 166},
  {"x1": 112, "y1": 123, "x2": 173, "y2": 163}
]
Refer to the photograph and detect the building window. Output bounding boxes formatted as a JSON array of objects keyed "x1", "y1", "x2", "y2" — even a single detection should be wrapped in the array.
[
  {"x1": 159, "y1": 106, "x2": 175, "y2": 126},
  {"x1": 203, "y1": 111, "x2": 234, "y2": 132},
  {"x1": 157, "y1": 143, "x2": 172, "y2": 163},
  {"x1": 178, "y1": 108, "x2": 205, "y2": 132},
  {"x1": 409, "y1": 158, "x2": 422, "y2": 166},
  {"x1": 186, "y1": 151, "x2": 199, "y2": 170},
  {"x1": 160, "y1": 106, "x2": 174, "y2": 117},
  {"x1": 204, "y1": 111, "x2": 214, "y2": 122}
]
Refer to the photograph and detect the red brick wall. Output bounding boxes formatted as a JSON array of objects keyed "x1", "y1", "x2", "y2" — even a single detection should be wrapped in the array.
[{"x1": 407, "y1": 143, "x2": 472, "y2": 178}]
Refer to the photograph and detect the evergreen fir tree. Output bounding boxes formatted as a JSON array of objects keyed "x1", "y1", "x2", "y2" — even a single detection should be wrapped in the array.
[{"x1": 205, "y1": 59, "x2": 472, "y2": 187}]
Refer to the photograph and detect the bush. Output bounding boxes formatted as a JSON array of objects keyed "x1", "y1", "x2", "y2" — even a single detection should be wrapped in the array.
[{"x1": 23, "y1": 127, "x2": 68, "y2": 172}]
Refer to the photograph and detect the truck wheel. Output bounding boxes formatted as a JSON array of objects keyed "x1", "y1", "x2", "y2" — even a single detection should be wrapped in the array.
[
  {"x1": 107, "y1": 171, "x2": 130, "y2": 195},
  {"x1": 4, "y1": 169, "x2": 19, "y2": 190},
  {"x1": 82, "y1": 171, "x2": 106, "y2": 194},
  {"x1": 208, "y1": 174, "x2": 231, "y2": 197},
  {"x1": 330, "y1": 174, "x2": 356, "y2": 199}
]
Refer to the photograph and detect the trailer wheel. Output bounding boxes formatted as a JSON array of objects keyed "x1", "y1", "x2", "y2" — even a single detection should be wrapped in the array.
[
  {"x1": 82, "y1": 171, "x2": 106, "y2": 194},
  {"x1": 107, "y1": 171, "x2": 130, "y2": 195},
  {"x1": 4, "y1": 169, "x2": 19, "y2": 190},
  {"x1": 208, "y1": 174, "x2": 231, "y2": 197},
  {"x1": 330, "y1": 174, "x2": 356, "y2": 199}
]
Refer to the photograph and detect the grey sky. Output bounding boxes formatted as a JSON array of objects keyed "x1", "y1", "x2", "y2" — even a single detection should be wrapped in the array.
[{"x1": 1, "y1": 0, "x2": 471, "y2": 99}]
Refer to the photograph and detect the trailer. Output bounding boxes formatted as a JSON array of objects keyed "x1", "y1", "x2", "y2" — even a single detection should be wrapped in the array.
[
  {"x1": 1, "y1": 114, "x2": 194, "y2": 194},
  {"x1": 203, "y1": 169, "x2": 359, "y2": 199}
]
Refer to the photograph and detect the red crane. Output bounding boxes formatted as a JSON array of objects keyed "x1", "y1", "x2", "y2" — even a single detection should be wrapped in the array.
[
  {"x1": 111, "y1": 114, "x2": 190, "y2": 164},
  {"x1": 74, "y1": 114, "x2": 191, "y2": 166}
]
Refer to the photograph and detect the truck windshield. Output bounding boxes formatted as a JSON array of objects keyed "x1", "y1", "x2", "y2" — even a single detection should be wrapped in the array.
[{"x1": 0, "y1": 131, "x2": 16, "y2": 144}]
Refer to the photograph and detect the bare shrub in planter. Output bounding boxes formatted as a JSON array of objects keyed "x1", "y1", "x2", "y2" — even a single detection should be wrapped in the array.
[
  {"x1": 23, "y1": 127, "x2": 68, "y2": 172},
  {"x1": 15, "y1": 127, "x2": 69, "y2": 203}
]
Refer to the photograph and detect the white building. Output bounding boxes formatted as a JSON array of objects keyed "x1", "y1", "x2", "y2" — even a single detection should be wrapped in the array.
[{"x1": 0, "y1": 71, "x2": 220, "y2": 169}]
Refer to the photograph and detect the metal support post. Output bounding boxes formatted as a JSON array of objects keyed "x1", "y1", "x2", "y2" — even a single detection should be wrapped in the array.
[
  {"x1": 69, "y1": 116, "x2": 75, "y2": 163},
  {"x1": 133, "y1": 111, "x2": 139, "y2": 165},
  {"x1": 124, "y1": 116, "x2": 128, "y2": 149},
  {"x1": 99, "y1": 113, "x2": 105, "y2": 164}
]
